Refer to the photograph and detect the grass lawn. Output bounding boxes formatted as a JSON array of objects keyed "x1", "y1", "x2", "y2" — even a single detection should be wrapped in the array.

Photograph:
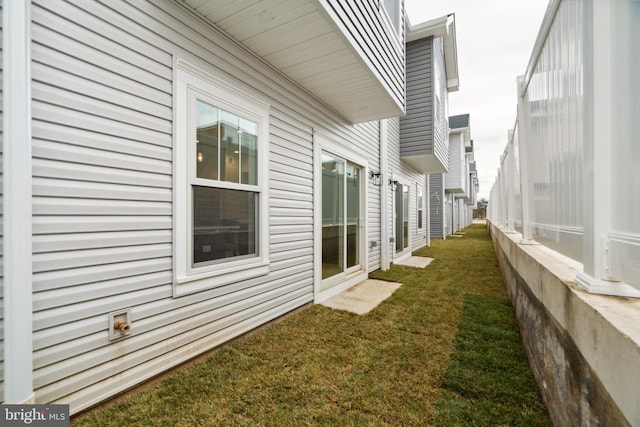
[{"x1": 73, "y1": 224, "x2": 550, "y2": 426}]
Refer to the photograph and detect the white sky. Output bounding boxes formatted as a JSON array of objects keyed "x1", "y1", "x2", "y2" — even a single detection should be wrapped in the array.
[{"x1": 405, "y1": 0, "x2": 549, "y2": 199}]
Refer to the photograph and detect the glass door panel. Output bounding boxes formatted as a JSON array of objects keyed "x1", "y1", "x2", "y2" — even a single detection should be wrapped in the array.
[
  {"x1": 321, "y1": 154, "x2": 344, "y2": 279},
  {"x1": 346, "y1": 164, "x2": 360, "y2": 269},
  {"x1": 321, "y1": 153, "x2": 362, "y2": 283},
  {"x1": 403, "y1": 185, "x2": 409, "y2": 249},
  {"x1": 395, "y1": 183, "x2": 403, "y2": 253}
]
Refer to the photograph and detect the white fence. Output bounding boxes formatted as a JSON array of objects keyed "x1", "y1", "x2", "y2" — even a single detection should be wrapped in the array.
[{"x1": 489, "y1": 0, "x2": 640, "y2": 297}]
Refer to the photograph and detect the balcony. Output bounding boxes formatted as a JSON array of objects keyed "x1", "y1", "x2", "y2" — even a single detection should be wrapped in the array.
[
  {"x1": 184, "y1": 0, "x2": 405, "y2": 123},
  {"x1": 399, "y1": 14, "x2": 459, "y2": 174}
]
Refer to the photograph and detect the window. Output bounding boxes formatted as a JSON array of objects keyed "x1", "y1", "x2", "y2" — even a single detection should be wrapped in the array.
[
  {"x1": 174, "y1": 60, "x2": 269, "y2": 295},
  {"x1": 418, "y1": 189, "x2": 423, "y2": 229},
  {"x1": 394, "y1": 182, "x2": 410, "y2": 253}
]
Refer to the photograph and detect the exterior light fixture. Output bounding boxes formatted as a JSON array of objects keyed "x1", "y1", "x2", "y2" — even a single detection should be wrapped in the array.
[
  {"x1": 369, "y1": 171, "x2": 382, "y2": 186},
  {"x1": 389, "y1": 179, "x2": 398, "y2": 191}
]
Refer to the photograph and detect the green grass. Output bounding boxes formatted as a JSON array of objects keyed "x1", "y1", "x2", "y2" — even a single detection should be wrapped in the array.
[{"x1": 73, "y1": 224, "x2": 550, "y2": 426}]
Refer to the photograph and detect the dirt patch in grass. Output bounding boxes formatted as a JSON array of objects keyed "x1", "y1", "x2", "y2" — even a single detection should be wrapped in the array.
[{"x1": 73, "y1": 225, "x2": 549, "y2": 426}]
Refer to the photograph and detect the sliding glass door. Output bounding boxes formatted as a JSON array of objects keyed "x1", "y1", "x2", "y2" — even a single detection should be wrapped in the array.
[
  {"x1": 394, "y1": 182, "x2": 409, "y2": 254},
  {"x1": 321, "y1": 153, "x2": 361, "y2": 284}
]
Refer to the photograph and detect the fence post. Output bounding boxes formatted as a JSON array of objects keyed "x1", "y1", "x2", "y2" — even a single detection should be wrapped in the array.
[
  {"x1": 516, "y1": 76, "x2": 535, "y2": 244},
  {"x1": 575, "y1": 0, "x2": 640, "y2": 297}
]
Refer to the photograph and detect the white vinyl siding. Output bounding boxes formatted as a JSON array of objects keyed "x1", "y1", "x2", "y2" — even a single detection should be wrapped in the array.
[
  {"x1": 386, "y1": 118, "x2": 427, "y2": 254},
  {"x1": 30, "y1": 0, "x2": 383, "y2": 413},
  {"x1": 0, "y1": 1, "x2": 4, "y2": 402},
  {"x1": 445, "y1": 132, "x2": 466, "y2": 194},
  {"x1": 324, "y1": 0, "x2": 405, "y2": 110}
]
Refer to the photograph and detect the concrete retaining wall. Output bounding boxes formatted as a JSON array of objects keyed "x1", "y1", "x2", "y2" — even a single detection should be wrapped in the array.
[{"x1": 489, "y1": 221, "x2": 640, "y2": 426}]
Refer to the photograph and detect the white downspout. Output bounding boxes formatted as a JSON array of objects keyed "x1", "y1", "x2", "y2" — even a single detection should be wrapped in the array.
[
  {"x1": 379, "y1": 119, "x2": 390, "y2": 270},
  {"x1": 3, "y1": 0, "x2": 35, "y2": 404}
]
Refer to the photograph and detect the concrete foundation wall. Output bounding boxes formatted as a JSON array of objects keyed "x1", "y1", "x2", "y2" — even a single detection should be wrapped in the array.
[{"x1": 489, "y1": 222, "x2": 640, "y2": 426}]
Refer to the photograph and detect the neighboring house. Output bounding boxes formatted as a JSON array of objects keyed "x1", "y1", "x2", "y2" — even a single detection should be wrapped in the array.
[
  {"x1": 443, "y1": 114, "x2": 473, "y2": 235},
  {"x1": 466, "y1": 157, "x2": 479, "y2": 223},
  {"x1": 462, "y1": 141, "x2": 478, "y2": 227},
  {"x1": 399, "y1": 14, "x2": 459, "y2": 242},
  {"x1": 1, "y1": 0, "x2": 461, "y2": 414}
]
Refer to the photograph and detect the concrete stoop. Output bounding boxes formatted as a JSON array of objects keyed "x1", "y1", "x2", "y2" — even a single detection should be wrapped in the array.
[
  {"x1": 395, "y1": 256, "x2": 434, "y2": 268},
  {"x1": 319, "y1": 279, "x2": 402, "y2": 315}
]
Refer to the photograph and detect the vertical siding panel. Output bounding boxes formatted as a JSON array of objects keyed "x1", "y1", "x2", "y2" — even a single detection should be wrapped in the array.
[
  {"x1": 363, "y1": 120, "x2": 381, "y2": 271},
  {"x1": 29, "y1": 0, "x2": 385, "y2": 413},
  {"x1": 0, "y1": 1, "x2": 4, "y2": 402}
]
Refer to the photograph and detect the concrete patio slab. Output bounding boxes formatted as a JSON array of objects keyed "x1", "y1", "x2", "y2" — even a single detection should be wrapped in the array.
[
  {"x1": 319, "y1": 279, "x2": 402, "y2": 315},
  {"x1": 395, "y1": 256, "x2": 434, "y2": 268}
]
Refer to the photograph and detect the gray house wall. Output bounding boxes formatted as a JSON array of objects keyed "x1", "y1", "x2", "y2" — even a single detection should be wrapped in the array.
[
  {"x1": 399, "y1": 35, "x2": 449, "y2": 175},
  {"x1": 29, "y1": 0, "x2": 384, "y2": 413},
  {"x1": 400, "y1": 36, "x2": 432, "y2": 158},
  {"x1": 432, "y1": 37, "x2": 449, "y2": 168}
]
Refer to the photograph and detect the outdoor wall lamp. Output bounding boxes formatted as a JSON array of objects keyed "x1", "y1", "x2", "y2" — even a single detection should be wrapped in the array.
[
  {"x1": 369, "y1": 171, "x2": 382, "y2": 186},
  {"x1": 389, "y1": 179, "x2": 398, "y2": 191}
]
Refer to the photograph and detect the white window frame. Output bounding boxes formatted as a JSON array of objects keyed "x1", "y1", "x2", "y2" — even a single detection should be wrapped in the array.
[
  {"x1": 391, "y1": 172, "x2": 412, "y2": 262},
  {"x1": 417, "y1": 187, "x2": 424, "y2": 230},
  {"x1": 313, "y1": 131, "x2": 369, "y2": 303},
  {"x1": 173, "y1": 59, "x2": 270, "y2": 297}
]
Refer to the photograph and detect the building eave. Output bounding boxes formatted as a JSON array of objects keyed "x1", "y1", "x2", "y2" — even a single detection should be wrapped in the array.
[
  {"x1": 184, "y1": 0, "x2": 406, "y2": 123},
  {"x1": 406, "y1": 13, "x2": 459, "y2": 92}
]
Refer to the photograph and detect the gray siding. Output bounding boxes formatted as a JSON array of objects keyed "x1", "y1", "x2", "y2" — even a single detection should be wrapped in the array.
[
  {"x1": 324, "y1": 0, "x2": 405, "y2": 111},
  {"x1": 0, "y1": 1, "x2": 4, "y2": 403},
  {"x1": 399, "y1": 36, "x2": 448, "y2": 174},
  {"x1": 399, "y1": 37, "x2": 432, "y2": 157},
  {"x1": 429, "y1": 173, "x2": 445, "y2": 239},
  {"x1": 31, "y1": 0, "x2": 381, "y2": 413}
]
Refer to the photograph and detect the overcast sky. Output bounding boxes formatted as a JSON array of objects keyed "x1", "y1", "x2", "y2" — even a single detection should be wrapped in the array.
[{"x1": 405, "y1": 0, "x2": 549, "y2": 199}]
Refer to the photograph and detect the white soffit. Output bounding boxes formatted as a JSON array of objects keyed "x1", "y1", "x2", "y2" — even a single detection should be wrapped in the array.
[{"x1": 183, "y1": 0, "x2": 404, "y2": 123}]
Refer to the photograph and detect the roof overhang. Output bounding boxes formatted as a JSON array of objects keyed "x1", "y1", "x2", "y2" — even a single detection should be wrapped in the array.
[
  {"x1": 183, "y1": 0, "x2": 405, "y2": 123},
  {"x1": 450, "y1": 126, "x2": 472, "y2": 147},
  {"x1": 406, "y1": 14, "x2": 459, "y2": 92},
  {"x1": 402, "y1": 153, "x2": 448, "y2": 175}
]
